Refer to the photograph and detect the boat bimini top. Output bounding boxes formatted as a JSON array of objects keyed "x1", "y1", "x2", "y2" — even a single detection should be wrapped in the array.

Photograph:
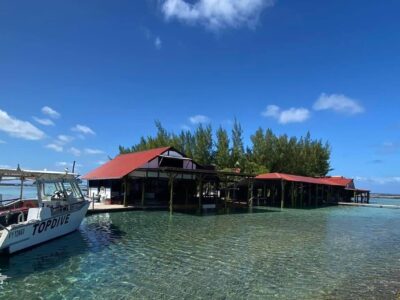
[{"x1": 0, "y1": 167, "x2": 84, "y2": 205}]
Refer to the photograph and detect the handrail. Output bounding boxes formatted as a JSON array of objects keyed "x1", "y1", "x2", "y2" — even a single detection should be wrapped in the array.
[{"x1": 0, "y1": 223, "x2": 10, "y2": 232}]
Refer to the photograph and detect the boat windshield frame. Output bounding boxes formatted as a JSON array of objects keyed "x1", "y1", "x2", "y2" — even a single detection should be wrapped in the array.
[{"x1": 0, "y1": 168, "x2": 83, "y2": 204}]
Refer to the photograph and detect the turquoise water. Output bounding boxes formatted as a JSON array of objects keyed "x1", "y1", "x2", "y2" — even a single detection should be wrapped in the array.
[{"x1": 0, "y1": 206, "x2": 400, "y2": 299}]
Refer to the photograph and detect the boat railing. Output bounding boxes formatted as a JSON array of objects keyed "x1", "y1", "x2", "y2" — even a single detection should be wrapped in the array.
[
  {"x1": 0, "y1": 199, "x2": 24, "y2": 215},
  {"x1": 50, "y1": 200, "x2": 87, "y2": 216}
]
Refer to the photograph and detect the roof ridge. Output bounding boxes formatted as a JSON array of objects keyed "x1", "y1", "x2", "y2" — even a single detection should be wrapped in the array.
[{"x1": 118, "y1": 146, "x2": 171, "y2": 157}]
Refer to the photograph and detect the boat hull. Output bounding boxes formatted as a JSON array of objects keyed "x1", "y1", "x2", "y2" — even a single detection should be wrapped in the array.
[{"x1": 0, "y1": 201, "x2": 89, "y2": 254}]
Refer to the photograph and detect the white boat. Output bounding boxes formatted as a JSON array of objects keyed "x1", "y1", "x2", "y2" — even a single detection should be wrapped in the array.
[{"x1": 0, "y1": 168, "x2": 90, "y2": 254}]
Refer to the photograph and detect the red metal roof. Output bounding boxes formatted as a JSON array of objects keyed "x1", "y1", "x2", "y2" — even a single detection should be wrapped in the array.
[
  {"x1": 323, "y1": 177, "x2": 353, "y2": 187},
  {"x1": 83, "y1": 146, "x2": 171, "y2": 180},
  {"x1": 255, "y1": 173, "x2": 353, "y2": 187}
]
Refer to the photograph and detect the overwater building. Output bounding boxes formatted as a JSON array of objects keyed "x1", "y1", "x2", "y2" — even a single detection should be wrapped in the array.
[
  {"x1": 84, "y1": 147, "x2": 369, "y2": 211},
  {"x1": 83, "y1": 147, "x2": 249, "y2": 210}
]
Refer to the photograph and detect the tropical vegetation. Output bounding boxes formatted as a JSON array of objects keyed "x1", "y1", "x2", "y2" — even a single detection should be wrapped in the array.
[{"x1": 119, "y1": 120, "x2": 331, "y2": 176}]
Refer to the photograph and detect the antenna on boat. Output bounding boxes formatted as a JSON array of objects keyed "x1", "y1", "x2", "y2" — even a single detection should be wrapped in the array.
[{"x1": 72, "y1": 161, "x2": 76, "y2": 173}]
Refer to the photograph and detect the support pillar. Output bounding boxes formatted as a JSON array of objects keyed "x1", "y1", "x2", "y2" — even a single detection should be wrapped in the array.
[
  {"x1": 123, "y1": 176, "x2": 128, "y2": 207},
  {"x1": 169, "y1": 175, "x2": 175, "y2": 214},
  {"x1": 248, "y1": 180, "x2": 254, "y2": 208},
  {"x1": 300, "y1": 184, "x2": 304, "y2": 208},
  {"x1": 280, "y1": 180, "x2": 285, "y2": 210},
  {"x1": 273, "y1": 185, "x2": 276, "y2": 206},
  {"x1": 198, "y1": 176, "x2": 204, "y2": 210},
  {"x1": 141, "y1": 180, "x2": 145, "y2": 207},
  {"x1": 291, "y1": 182, "x2": 294, "y2": 208},
  {"x1": 185, "y1": 185, "x2": 189, "y2": 208},
  {"x1": 315, "y1": 184, "x2": 318, "y2": 208}
]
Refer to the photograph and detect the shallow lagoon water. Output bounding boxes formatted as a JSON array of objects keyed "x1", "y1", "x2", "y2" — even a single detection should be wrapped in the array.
[{"x1": 0, "y1": 205, "x2": 400, "y2": 299}]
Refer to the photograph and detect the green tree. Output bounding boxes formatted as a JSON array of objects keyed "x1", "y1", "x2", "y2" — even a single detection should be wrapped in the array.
[
  {"x1": 215, "y1": 126, "x2": 230, "y2": 169},
  {"x1": 193, "y1": 124, "x2": 213, "y2": 166},
  {"x1": 118, "y1": 120, "x2": 331, "y2": 177},
  {"x1": 231, "y1": 118, "x2": 244, "y2": 168}
]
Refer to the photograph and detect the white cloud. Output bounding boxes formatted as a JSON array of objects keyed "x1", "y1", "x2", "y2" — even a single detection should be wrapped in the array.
[
  {"x1": 313, "y1": 93, "x2": 364, "y2": 115},
  {"x1": 57, "y1": 134, "x2": 74, "y2": 144},
  {"x1": 262, "y1": 105, "x2": 280, "y2": 118},
  {"x1": 0, "y1": 139, "x2": 6, "y2": 144},
  {"x1": 33, "y1": 117, "x2": 55, "y2": 126},
  {"x1": 0, "y1": 109, "x2": 45, "y2": 140},
  {"x1": 262, "y1": 105, "x2": 310, "y2": 124},
  {"x1": 189, "y1": 114, "x2": 211, "y2": 124},
  {"x1": 84, "y1": 148, "x2": 104, "y2": 155},
  {"x1": 155, "y1": 36, "x2": 162, "y2": 49},
  {"x1": 97, "y1": 160, "x2": 106, "y2": 165},
  {"x1": 41, "y1": 106, "x2": 60, "y2": 119},
  {"x1": 0, "y1": 164, "x2": 11, "y2": 169},
  {"x1": 46, "y1": 144, "x2": 63, "y2": 152},
  {"x1": 280, "y1": 108, "x2": 310, "y2": 124},
  {"x1": 68, "y1": 147, "x2": 81, "y2": 157},
  {"x1": 161, "y1": 0, "x2": 274, "y2": 31},
  {"x1": 71, "y1": 124, "x2": 95, "y2": 135}
]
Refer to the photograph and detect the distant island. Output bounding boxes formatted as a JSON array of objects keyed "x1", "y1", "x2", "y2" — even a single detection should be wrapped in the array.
[{"x1": 371, "y1": 193, "x2": 400, "y2": 199}]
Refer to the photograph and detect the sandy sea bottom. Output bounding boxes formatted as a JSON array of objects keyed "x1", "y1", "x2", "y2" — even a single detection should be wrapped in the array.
[{"x1": 0, "y1": 203, "x2": 399, "y2": 299}]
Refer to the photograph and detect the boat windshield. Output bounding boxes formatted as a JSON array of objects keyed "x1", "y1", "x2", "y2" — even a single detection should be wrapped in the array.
[
  {"x1": 62, "y1": 181, "x2": 84, "y2": 200},
  {"x1": 39, "y1": 180, "x2": 84, "y2": 202}
]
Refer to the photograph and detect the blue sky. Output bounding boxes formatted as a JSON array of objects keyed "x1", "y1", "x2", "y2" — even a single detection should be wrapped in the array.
[{"x1": 0, "y1": 0, "x2": 399, "y2": 193}]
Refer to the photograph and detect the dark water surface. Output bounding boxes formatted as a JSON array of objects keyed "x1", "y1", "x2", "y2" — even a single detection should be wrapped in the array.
[{"x1": 0, "y1": 206, "x2": 400, "y2": 299}]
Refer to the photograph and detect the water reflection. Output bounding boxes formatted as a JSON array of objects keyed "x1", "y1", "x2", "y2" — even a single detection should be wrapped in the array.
[{"x1": 0, "y1": 213, "x2": 125, "y2": 282}]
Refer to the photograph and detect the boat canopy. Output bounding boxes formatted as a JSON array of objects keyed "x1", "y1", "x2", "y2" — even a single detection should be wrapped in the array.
[{"x1": 0, "y1": 168, "x2": 77, "y2": 181}]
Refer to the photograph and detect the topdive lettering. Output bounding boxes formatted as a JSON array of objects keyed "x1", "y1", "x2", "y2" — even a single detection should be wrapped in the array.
[{"x1": 32, "y1": 214, "x2": 70, "y2": 236}]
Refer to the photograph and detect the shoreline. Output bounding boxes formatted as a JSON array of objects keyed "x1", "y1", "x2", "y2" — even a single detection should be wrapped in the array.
[{"x1": 370, "y1": 194, "x2": 400, "y2": 199}]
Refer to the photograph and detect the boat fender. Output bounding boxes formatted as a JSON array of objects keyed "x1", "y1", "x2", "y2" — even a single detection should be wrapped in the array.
[{"x1": 18, "y1": 212, "x2": 25, "y2": 224}]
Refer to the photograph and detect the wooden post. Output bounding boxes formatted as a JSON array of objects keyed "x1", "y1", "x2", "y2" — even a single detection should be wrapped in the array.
[
  {"x1": 327, "y1": 186, "x2": 331, "y2": 204},
  {"x1": 280, "y1": 180, "x2": 285, "y2": 210},
  {"x1": 198, "y1": 176, "x2": 204, "y2": 210},
  {"x1": 185, "y1": 185, "x2": 189, "y2": 208},
  {"x1": 141, "y1": 180, "x2": 145, "y2": 207},
  {"x1": 273, "y1": 185, "x2": 276, "y2": 206},
  {"x1": 248, "y1": 179, "x2": 254, "y2": 208},
  {"x1": 290, "y1": 182, "x2": 294, "y2": 208},
  {"x1": 315, "y1": 184, "x2": 318, "y2": 208},
  {"x1": 300, "y1": 184, "x2": 304, "y2": 208},
  {"x1": 123, "y1": 176, "x2": 128, "y2": 207},
  {"x1": 263, "y1": 183, "x2": 266, "y2": 198},
  {"x1": 308, "y1": 184, "x2": 312, "y2": 207},
  {"x1": 169, "y1": 175, "x2": 174, "y2": 214}
]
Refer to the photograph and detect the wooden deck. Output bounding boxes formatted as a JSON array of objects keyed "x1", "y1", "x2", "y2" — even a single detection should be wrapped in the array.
[{"x1": 86, "y1": 202, "x2": 168, "y2": 215}]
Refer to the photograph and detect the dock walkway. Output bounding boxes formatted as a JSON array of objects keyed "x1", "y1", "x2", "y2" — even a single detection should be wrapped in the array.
[{"x1": 86, "y1": 202, "x2": 167, "y2": 215}]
